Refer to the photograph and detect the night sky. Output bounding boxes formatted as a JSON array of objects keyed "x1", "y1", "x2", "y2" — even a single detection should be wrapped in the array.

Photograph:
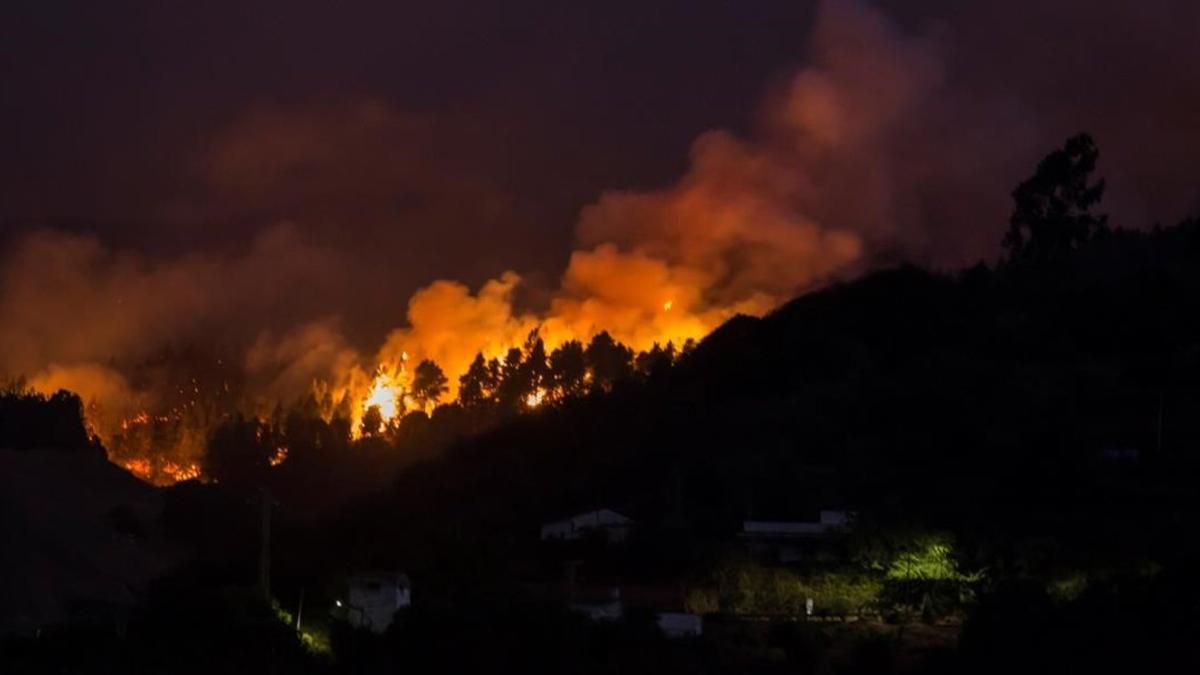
[{"x1": 2, "y1": 0, "x2": 1199, "y2": 355}]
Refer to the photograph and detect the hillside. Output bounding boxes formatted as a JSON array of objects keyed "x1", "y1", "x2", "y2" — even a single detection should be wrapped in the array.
[
  {"x1": 0, "y1": 445, "x2": 180, "y2": 634},
  {"x1": 311, "y1": 216, "x2": 1200, "y2": 587}
]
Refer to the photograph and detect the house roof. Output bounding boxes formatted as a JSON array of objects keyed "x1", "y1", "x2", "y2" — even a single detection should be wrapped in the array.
[
  {"x1": 544, "y1": 508, "x2": 634, "y2": 528},
  {"x1": 347, "y1": 572, "x2": 411, "y2": 589},
  {"x1": 741, "y1": 511, "x2": 854, "y2": 538}
]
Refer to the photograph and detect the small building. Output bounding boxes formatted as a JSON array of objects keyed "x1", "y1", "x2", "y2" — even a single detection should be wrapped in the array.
[
  {"x1": 540, "y1": 508, "x2": 634, "y2": 543},
  {"x1": 741, "y1": 510, "x2": 855, "y2": 563},
  {"x1": 341, "y1": 572, "x2": 411, "y2": 633}
]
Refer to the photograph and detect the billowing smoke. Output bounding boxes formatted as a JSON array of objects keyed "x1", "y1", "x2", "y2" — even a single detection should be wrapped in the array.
[
  {"x1": 4, "y1": 0, "x2": 1197, "y2": 479},
  {"x1": 2, "y1": 225, "x2": 358, "y2": 471}
]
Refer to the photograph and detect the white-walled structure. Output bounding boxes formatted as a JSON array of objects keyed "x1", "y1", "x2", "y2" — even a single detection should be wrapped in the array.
[
  {"x1": 741, "y1": 510, "x2": 856, "y2": 563},
  {"x1": 540, "y1": 509, "x2": 634, "y2": 542},
  {"x1": 343, "y1": 572, "x2": 411, "y2": 633},
  {"x1": 742, "y1": 510, "x2": 855, "y2": 538}
]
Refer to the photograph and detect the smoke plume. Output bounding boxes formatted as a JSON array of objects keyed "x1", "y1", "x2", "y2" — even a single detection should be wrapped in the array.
[{"x1": 4, "y1": 0, "x2": 1197, "y2": 478}]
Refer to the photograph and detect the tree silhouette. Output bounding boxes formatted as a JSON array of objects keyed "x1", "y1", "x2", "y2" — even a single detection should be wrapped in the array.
[
  {"x1": 517, "y1": 332, "x2": 550, "y2": 395},
  {"x1": 497, "y1": 347, "x2": 532, "y2": 410},
  {"x1": 282, "y1": 398, "x2": 344, "y2": 469},
  {"x1": 333, "y1": 392, "x2": 355, "y2": 440},
  {"x1": 584, "y1": 331, "x2": 634, "y2": 391},
  {"x1": 204, "y1": 414, "x2": 275, "y2": 486},
  {"x1": 458, "y1": 353, "x2": 496, "y2": 408},
  {"x1": 635, "y1": 341, "x2": 676, "y2": 378},
  {"x1": 1003, "y1": 133, "x2": 1109, "y2": 265},
  {"x1": 486, "y1": 357, "x2": 503, "y2": 392},
  {"x1": 549, "y1": 340, "x2": 587, "y2": 399},
  {"x1": 412, "y1": 359, "x2": 449, "y2": 411},
  {"x1": 360, "y1": 404, "x2": 384, "y2": 438},
  {"x1": 0, "y1": 388, "x2": 99, "y2": 455}
]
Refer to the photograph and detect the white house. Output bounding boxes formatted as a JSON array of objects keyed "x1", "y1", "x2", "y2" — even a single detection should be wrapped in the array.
[
  {"x1": 341, "y1": 572, "x2": 411, "y2": 633},
  {"x1": 742, "y1": 510, "x2": 855, "y2": 538},
  {"x1": 540, "y1": 508, "x2": 634, "y2": 542},
  {"x1": 741, "y1": 510, "x2": 856, "y2": 563}
]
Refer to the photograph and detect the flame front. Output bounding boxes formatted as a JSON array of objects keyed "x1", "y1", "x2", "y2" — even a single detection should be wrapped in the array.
[{"x1": 364, "y1": 370, "x2": 402, "y2": 422}]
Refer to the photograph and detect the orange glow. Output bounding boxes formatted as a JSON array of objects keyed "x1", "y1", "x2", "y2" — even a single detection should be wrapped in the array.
[
  {"x1": 121, "y1": 411, "x2": 150, "y2": 430},
  {"x1": 269, "y1": 445, "x2": 289, "y2": 467},
  {"x1": 525, "y1": 388, "x2": 547, "y2": 408},
  {"x1": 162, "y1": 461, "x2": 202, "y2": 482},
  {"x1": 120, "y1": 458, "x2": 153, "y2": 481},
  {"x1": 118, "y1": 456, "x2": 200, "y2": 484},
  {"x1": 364, "y1": 369, "x2": 402, "y2": 421}
]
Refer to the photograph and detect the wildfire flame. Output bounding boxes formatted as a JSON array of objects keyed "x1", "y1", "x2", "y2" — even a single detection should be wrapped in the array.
[
  {"x1": 163, "y1": 461, "x2": 202, "y2": 482},
  {"x1": 363, "y1": 369, "x2": 402, "y2": 422},
  {"x1": 524, "y1": 388, "x2": 547, "y2": 408},
  {"x1": 119, "y1": 456, "x2": 201, "y2": 484}
]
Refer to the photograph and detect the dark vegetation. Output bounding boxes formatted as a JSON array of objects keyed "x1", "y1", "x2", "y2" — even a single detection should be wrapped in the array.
[
  {"x1": 5, "y1": 134, "x2": 1200, "y2": 673},
  {"x1": 0, "y1": 385, "x2": 103, "y2": 456}
]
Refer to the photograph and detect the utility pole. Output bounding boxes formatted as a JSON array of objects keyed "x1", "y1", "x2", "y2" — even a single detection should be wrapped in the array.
[{"x1": 295, "y1": 588, "x2": 305, "y2": 632}]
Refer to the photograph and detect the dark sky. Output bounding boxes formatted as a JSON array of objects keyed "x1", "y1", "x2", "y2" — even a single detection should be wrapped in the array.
[
  {"x1": 2, "y1": 0, "x2": 1199, "y2": 351},
  {"x1": 3, "y1": 2, "x2": 811, "y2": 255}
]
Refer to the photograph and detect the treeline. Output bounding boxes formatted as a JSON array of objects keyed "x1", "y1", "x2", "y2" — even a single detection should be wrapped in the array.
[
  {"x1": 454, "y1": 331, "x2": 688, "y2": 411},
  {"x1": 360, "y1": 331, "x2": 689, "y2": 428},
  {"x1": 196, "y1": 331, "x2": 693, "y2": 507},
  {"x1": 0, "y1": 382, "x2": 100, "y2": 456}
]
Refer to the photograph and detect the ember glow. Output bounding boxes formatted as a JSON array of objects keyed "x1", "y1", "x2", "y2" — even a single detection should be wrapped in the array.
[
  {"x1": 525, "y1": 388, "x2": 547, "y2": 409},
  {"x1": 119, "y1": 455, "x2": 202, "y2": 485}
]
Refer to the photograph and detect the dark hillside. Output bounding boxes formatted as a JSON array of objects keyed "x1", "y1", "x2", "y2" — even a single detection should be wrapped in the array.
[{"x1": 321, "y1": 214, "x2": 1200, "y2": 591}]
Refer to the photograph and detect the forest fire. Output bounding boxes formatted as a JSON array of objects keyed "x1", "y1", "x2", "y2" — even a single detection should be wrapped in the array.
[
  {"x1": 73, "y1": 306, "x2": 713, "y2": 485},
  {"x1": 3, "y1": 0, "x2": 931, "y2": 485},
  {"x1": 525, "y1": 388, "x2": 547, "y2": 408},
  {"x1": 118, "y1": 456, "x2": 202, "y2": 484},
  {"x1": 31, "y1": 278, "x2": 730, "y2": 486},
  {"x1": 363, "y1": 370, "x2": 403, "y2": 423}
]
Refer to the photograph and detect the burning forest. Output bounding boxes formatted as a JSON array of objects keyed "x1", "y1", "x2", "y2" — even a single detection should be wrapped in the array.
[{"x1": 0, "y1": 0, "x2": 924, "y2": 484}]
